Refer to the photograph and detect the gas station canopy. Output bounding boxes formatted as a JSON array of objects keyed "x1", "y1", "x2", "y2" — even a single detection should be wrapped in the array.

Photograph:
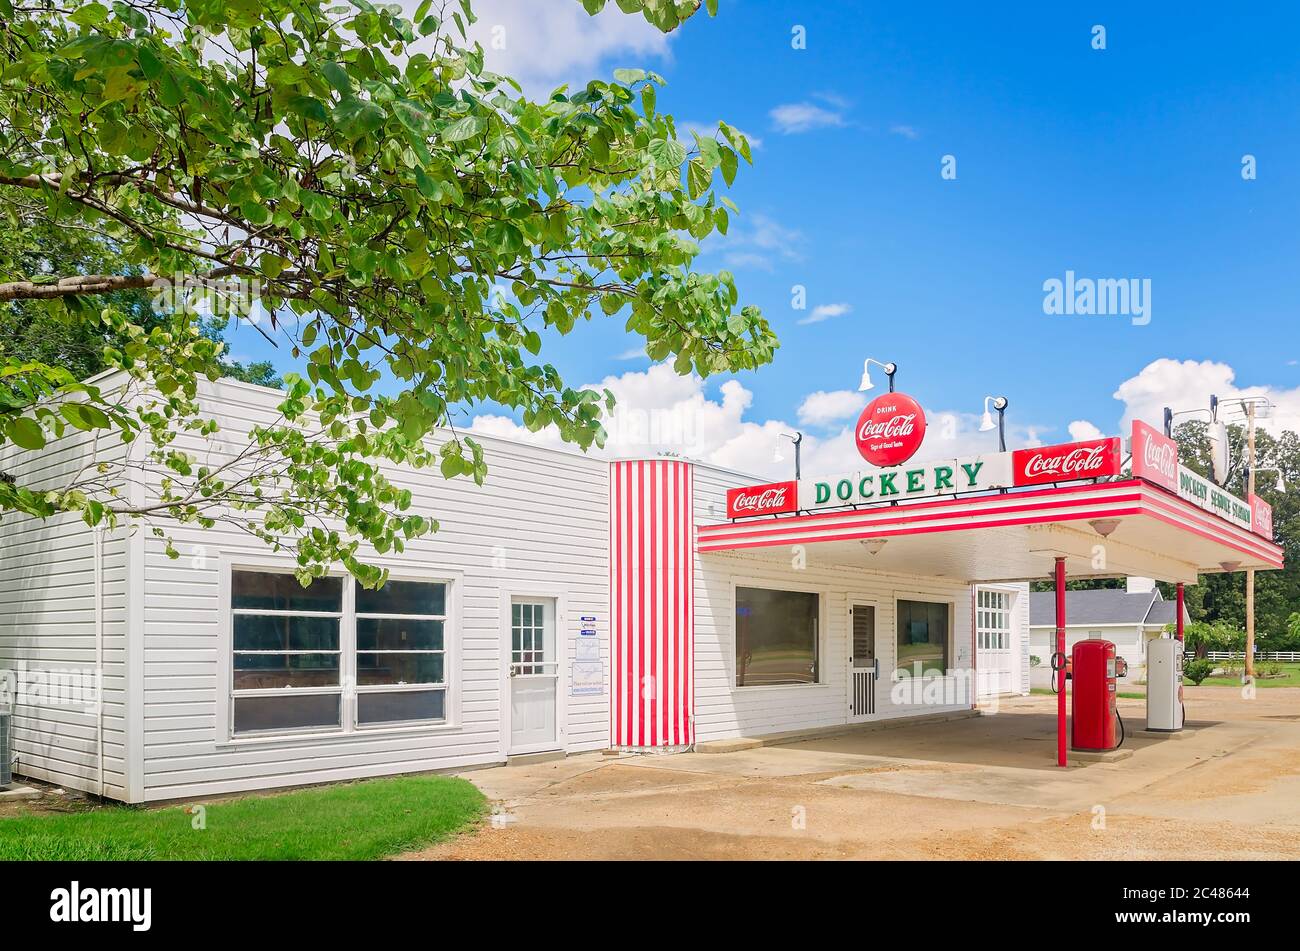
[
  {"x1": 699, "y1": 477, "x2": 1282, "y2": 584},
  {"x1": 702, "y1": 419, "x2": 1282, "y2": 586}
]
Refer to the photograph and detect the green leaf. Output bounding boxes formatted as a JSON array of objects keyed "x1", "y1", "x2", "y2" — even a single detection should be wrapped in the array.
[
  {"x1": 613, "y1": 67, "x2": 647, "y2": 85},
  {"x1": 6, "y1": 417, "x2": 45, "y2": 450},
  {"x1": 288, "y1": 95, "x2": 329, "y2": 123},
  {"x1": 137, "y1": 45, "x2": 164, "y2": 80},
  {"x1": 719, "y1": 146, "x2": 738, "y2": 187},
  {"x1": 686, "y1": 160, "x2": 711, "y2": 199},
  {"x1": 648, "y1": 137, "x2": 686, "y2": 169},
  {"x1": 322, "y1": 61, "x2": 352, "y2": 96},
  {"x1": 441, "y1": 114, "x2": 486, "y2": 142}
]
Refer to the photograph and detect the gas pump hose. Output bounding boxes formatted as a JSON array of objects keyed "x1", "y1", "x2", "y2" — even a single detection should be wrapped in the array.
[{"x1": 1114, "y1": 708, "x2": 1125, "y2": 750}]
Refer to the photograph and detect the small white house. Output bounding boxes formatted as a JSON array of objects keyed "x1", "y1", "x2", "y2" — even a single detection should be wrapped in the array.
[{"x1": 1027, "y1": 577, "x2": 1190, "y2": 686}]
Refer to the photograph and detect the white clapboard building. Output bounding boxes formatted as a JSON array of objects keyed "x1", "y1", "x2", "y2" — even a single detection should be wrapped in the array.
[{"x1": 0, "y1": 376, "x2": 1281, "y2": 801}]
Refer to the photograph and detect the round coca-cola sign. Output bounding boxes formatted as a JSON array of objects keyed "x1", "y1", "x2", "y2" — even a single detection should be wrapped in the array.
[{"x1": 854, "y1": 393, "x2": 926, "y2": 466}]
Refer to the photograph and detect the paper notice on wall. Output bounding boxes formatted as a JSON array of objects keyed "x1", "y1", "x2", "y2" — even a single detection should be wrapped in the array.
[
  {"x1": 574, "y1": 638, "x2": 600, "y2": 662},
  {"x1": 571, "y1": 661, "x2": 604, "y2": 696}
]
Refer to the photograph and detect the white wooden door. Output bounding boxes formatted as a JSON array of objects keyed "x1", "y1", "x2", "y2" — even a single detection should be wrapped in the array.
[
  {"x1": 848, "y1": 603, "x2": 877, "y2": 720},
  {"x1": 509, "y1": 598, "x2": 559, "y2": 754},
  {"x1": 975, "y1": 588, "x2": 1014, "y2": 697}
]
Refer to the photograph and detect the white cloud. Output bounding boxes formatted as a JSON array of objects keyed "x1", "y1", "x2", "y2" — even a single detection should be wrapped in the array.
[
  {"x1": 889, "y1": 124, "x2": 919, "y2": 139},
  {"x1": 1068, "y1": 420, "x2": 1104, "y2": 441},
  {"x1": 707, "y1": 211, "x2": 804, "y2": 271},
  {"x1": 796, "y1": 302, "x2": 852, "y2": 326},
  {"x1": 469, "y1": 363, "x2": 1051, "y2": 481},
  {"x1": 770, "y1": 101, "x2": 846, "y2": 134},
  {"x1": 797, "y1": 390, "x2": 866, "y2": 427},
  {"x1": 614, "y1": 347, "x2": 648, "y2": 360},
  {"x1": 1111, "y1": 358, "x2": 1300, "y2": 437},
  {"x1": 446, "y1": 0, "x2": 672, "y2": 94}
]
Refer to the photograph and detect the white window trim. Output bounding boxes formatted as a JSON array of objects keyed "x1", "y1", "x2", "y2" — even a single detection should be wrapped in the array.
[
  {"x1": 729, "y1": 576, "x2": 829, "y2": 692},
  {"x1": 891, "y1": 590, "x2": 959, "y2": 680},
  {"x1": 215, "y1": 553, "x2": 463, "y2": 746}
]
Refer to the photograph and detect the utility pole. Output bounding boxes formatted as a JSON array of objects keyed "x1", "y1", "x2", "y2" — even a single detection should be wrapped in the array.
[{"x1": 1245, "y1": 402, "x2": 1256, "y2": 683}]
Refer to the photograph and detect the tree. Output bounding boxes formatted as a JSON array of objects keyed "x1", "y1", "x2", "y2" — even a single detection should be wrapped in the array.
[
  {"x1": 1, "y1": 216, "x2": 281, "y2": 385},
  {"x1": 0, "y1": 0, "x2": 772, "y2": 584},
  {"x1": 1170, "y1": 419, "x2": 1300, "y2": 639}
]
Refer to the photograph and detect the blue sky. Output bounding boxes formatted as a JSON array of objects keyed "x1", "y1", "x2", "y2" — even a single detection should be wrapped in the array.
[{"x1": 225, "y1": 0, "x2": 1300, "y2": 475}]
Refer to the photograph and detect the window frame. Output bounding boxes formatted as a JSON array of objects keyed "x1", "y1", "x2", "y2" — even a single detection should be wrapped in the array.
[
  {"x1": 730, "y1": 578, "x2": 827, "y2": 690},
  {"x1": 975, "y1": 588, "x2": 1012, "y2": 651},
  {"x1": 353, "y1": 580, "x2": 449, "y2": 729},
  {"x1": 217, "y1": 555, "x2": 462, "y2": 744},
  {"x1": 892, "y1": 594, "x2": 956, "y2": 679}
]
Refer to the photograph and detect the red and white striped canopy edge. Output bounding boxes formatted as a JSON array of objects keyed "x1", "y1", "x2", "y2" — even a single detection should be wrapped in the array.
[
  {"x1": 610, "y1": 460, "x2": 694, "y2": 749},
  {"x1": 698, "y1": 479, "x2": 1282, "y2": 570}
]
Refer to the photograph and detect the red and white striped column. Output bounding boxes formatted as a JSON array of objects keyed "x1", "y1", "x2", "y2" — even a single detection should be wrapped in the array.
[{"x1": 609, "y1": 459, "x2": 694, "y2": 750}]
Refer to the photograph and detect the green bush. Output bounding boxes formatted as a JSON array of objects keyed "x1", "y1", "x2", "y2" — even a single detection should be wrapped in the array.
[{"x1": 1184, "y1": 659, "x2": 1214, "y2": 686}]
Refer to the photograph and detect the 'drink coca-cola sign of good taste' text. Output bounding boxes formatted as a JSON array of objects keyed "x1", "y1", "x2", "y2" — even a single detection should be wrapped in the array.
[
  {"x1": 726, "y1": 480, "x2": 799, "y2": 519},
  {"x1": 854, "y1": 393, "x2": 927, "y2": 466},
  {"x1": 1011, "y1": 437, "x2": 1122, "y2": 487}
]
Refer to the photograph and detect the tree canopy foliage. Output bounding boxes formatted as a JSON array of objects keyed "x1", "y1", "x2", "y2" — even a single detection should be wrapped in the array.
[{"x1": 0, "y1": 0, "x2": 773, "y2": 583}]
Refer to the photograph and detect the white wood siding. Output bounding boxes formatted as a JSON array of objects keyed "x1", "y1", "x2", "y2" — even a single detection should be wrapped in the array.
[
  {"x1": 55, "y1": 377, "x2": 610, "y2": 802},
  {"x1": 690, "y1": 464, "x2": 976, "y2": 742},
  {"x1": 0, "y1": 414, "x2": 132, "y2": 798}
]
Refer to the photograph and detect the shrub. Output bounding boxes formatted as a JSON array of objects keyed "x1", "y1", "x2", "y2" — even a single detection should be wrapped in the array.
[
  {"x1": 1184, "y1": 659, "x2": 1214, "y2": 686},
  {"x1": 1029, "y1": 655, "x2": 1042, "y2": 668}
]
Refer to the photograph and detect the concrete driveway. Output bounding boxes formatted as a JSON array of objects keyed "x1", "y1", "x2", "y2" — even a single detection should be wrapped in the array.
[{"x1": 404, "y1": 689, "x2": 1300, "y2": 860}]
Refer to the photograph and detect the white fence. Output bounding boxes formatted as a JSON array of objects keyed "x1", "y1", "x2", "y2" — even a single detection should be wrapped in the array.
[{"x1": 1205, "y1": 651, "x2": 1300, "y2": 662}]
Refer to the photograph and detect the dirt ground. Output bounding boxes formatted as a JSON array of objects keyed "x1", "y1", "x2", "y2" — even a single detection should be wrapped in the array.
[{"x1": 404, "y1": 688, "x2": 1300, "y2": 860}]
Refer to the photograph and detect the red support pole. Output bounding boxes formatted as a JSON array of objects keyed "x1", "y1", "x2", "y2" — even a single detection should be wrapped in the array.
[
  {"x1": 1175, "y1": 583, "x2": 1185, "y2": 642},
  {"x1": 1055, "y1": 556, "x2": 1067, "y2": 768}
]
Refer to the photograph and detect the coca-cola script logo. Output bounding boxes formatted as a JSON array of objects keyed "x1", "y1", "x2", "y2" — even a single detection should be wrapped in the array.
[
  {"x1": 1012, "y1": 437, "x2": 1121, "y2": 487},
  {"x1": 854, "y1": 393, "x2": 927, "y2": 466},
  {"x1": 1250, "y1": 494, "x2": 1274, "y2": 541},
  {"x1": 726, "y1": 481, "x2": 799, "y2": 519},
  {"x1": 1131, "y1": 420, "x2": 1179, "y2": 492}
]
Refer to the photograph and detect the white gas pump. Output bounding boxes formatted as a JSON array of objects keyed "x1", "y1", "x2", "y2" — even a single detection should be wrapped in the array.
[{"x1": 1146, "y1": 637, "x2": 1185, "y2": 731}]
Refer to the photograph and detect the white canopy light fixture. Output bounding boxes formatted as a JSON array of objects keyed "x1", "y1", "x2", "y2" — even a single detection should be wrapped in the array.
[
  {"x1": 859, "y1": 358, "x2": 898, "y2": 393},
  {"x1": 979, "y1": 396, "x2": 1010, "y2": 451},
  {"x1": 860, "y1": 538, "x2": 887, "y2": 554}
]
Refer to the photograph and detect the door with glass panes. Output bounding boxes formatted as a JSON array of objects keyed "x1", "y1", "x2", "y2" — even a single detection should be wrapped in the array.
[
  {"x1": 975, "y1": 588, "x2": 1014, "y2": 697},
  {"x1": 508, "y1": 597, "x2": 559, "y2": 753}
]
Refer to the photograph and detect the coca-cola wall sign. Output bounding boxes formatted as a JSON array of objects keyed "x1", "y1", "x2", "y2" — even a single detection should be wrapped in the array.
[
  {"x1": 854, "y1": 393, "x2": 926, "y2": 467},
  {"x1": 1131, "y1": 420, "x2": 1179, "y2": 492},
  {"x1": 800, "y1": 453, "x2": 1013, "y2": 511},
  {"x1": 726, "y1": 480, "x2": 799, "y2": 519},
  {"x1": 1250, "y1": 494, "x2": 1274, "y2": 541},
  {"x1": 1011, "y1": 437, "x2": 1122, "y2": 487}
]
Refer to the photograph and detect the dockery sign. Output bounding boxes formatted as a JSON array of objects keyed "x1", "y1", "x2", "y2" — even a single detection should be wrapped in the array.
[
  {"x1": 1173, "y1": 463, "x2": 1253, "y2": 531},
  {"x1": 854, "y1": 392, "x2": 926, "y2": 467},
  {"x1": 801, "y1": 452, "x2": 1014, "y2": 510}
]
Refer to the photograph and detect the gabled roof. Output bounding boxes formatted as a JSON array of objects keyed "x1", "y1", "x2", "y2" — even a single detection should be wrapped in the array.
[{"x1": 1028, "y1": 588, "x2": 1190, "y2": 628}]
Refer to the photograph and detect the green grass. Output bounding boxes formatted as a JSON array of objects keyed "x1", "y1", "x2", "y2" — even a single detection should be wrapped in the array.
[
  {"x1": 1199, "y1": 662, "x2": 1300, "y2": 688},
  {"x1": 0, "y1": 774, "x2": 487, "y2": 861}
]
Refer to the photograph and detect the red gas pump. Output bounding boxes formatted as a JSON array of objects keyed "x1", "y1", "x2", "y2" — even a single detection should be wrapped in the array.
[{"x1": 1071, "y1": 639, "x2": 1125, "y2": 751}]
